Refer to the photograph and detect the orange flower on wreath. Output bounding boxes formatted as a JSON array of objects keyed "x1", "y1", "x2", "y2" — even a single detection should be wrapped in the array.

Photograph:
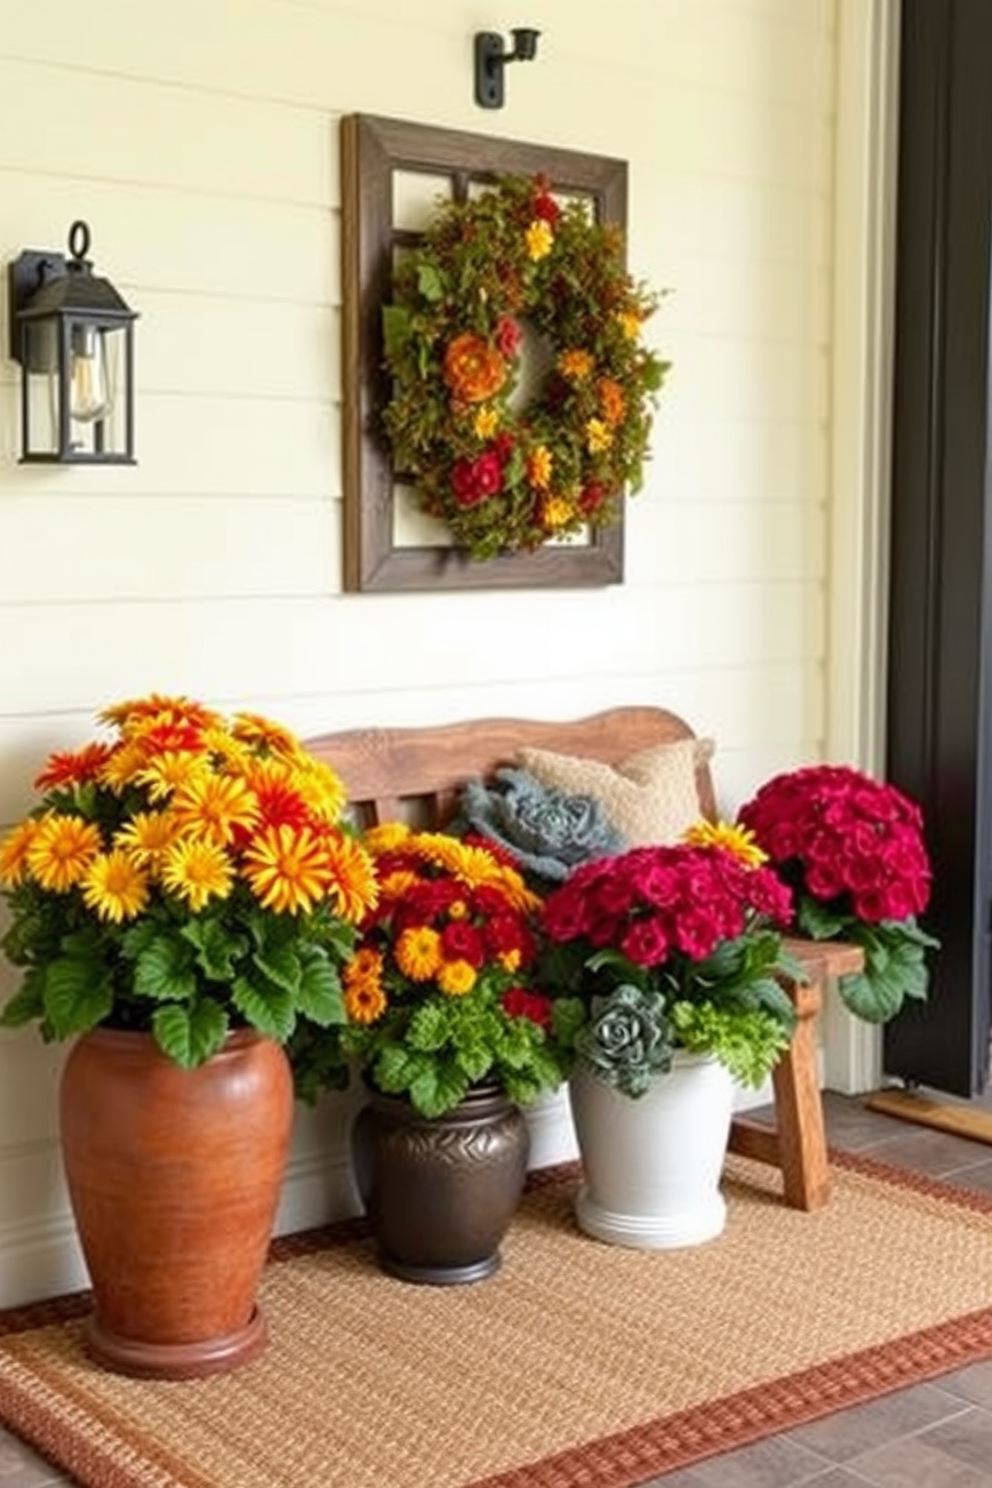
[
  {"x1": 443, "y1": 333, "x2": 507, "y2": 404},
  {"x1": 598, "y1": 377, "x2": 627, "y2": 426}
]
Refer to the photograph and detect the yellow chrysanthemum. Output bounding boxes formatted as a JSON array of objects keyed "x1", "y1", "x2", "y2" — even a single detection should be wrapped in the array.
[
  {"x1": 323, "y1": 832, "x2": 379, "y2": 924},
  {"x1": 498, "y1": 948, "x2": 523, "y2": 974},
  {"x1": 200, "y1": 727, "x2": 252, "y2": 770},
  {"x1": 98, "y1": 741, "x2": 150, "y2": 794},
  {"x1": 586, "y1": 418, "x2": 613, "y2": 454},
  {"x1": 426, "y1": 836, "x2": 538, "y2": 913},
  {"x1": 437, "y1": 959, "x2": 477, "y2": 996},
  {"x1": 682, "y1": 819, "x2": 769, "y2": 869},
  {"x1": 114, "y1": 810, "x2": 181, "y2": 869},
  {"x1": 395, "y1": 925, "x2": 441, "y2": 981},
  {"x1": 26, "y1": 814, "x2": 103, "y2": 892},
  {"x1": 169, "y1": 772, "x2": 260, "y2": 847},
  {"x1": 160, "y1": 839, "x2": 235, "y2": 912},
  {"x1": 473, "y1": 406, "x2": 499, "y2": 440},
  {"x1": 343, "y1": 949, "x2": 387, "y2": 1024},
  {"x1": 0, "y1": 819, "x2": 40, "y2": 889},
  {"x1": 365, "y1": 822, "x2": 412, "y2": 855},
  {"x1": 134, "y1": 751, "x2": 211, "y2": 804},
  {"x1": 79, "y1": 851, "x2": 151, "y2": 923},
  {"x1": 100, "y1": 694, "x2": 222, "y2": 732},
  {"x1": 380, "y1": 868, "x2": 420, "y2": 901},
  {"x1": 527, "y1": 445, "x2": 553, "y2": 491},
  {"x1": 231, "y1": 712, "x2": 303, "y2": 756},
  {"x1": 557, "y1": 349, "x2": 594, "y2": 382},
  {"x1": 542, "y1": 495, "x2": 573, "y2": 529},
  {"x1": 616, "y1": 310, "x2": 641, "y2": 340},
  {"x1": 295, "y1": 758, "x2": 347, "y2": 824},
  {"x1": 524, "y1": 220, "x2": 553, "y2": 261},
  {"x1": 242, "y1": 824, "x2": 333, "y2": 915}
]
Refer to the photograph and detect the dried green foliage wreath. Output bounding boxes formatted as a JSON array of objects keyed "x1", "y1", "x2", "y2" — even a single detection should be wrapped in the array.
[{"x1": 381, "y1": 174, "x2": 670, "y2": 562}]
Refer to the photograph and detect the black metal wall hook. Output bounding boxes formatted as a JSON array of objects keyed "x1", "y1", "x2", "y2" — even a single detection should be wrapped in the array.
[{"x1": 474, "y1": 28, "x2": 541, "y2": 109}]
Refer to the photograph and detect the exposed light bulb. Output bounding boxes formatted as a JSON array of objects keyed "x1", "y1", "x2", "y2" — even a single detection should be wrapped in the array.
[{"x1": 68, "y1": 326, "x2": 112, "y2": 423}]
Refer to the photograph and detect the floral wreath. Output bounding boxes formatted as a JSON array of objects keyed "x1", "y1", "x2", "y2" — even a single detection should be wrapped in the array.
[{"x1": 381, "y1": 174, "x2": 670, "y2": 562}]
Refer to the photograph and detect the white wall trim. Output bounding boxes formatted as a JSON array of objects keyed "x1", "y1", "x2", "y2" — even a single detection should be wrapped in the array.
[{"x1": 823, "y1": 0, "x2": 901, "y2": 1092}]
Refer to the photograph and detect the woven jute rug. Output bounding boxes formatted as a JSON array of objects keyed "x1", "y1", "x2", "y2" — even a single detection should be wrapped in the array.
[{"x1": 3, "y1": 1152, "x2": 992, "y2": 1488}]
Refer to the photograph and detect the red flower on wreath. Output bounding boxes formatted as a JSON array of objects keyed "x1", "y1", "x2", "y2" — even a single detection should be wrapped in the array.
[{"x1": 451, "y1": 451, "x2": 503, "y2": 508}]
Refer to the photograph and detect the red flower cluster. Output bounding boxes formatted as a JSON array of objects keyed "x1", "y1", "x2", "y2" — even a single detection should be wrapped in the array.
[
  {"x1": 737, "y1": 765, "x2": 932, "y2": 925},
  {"x1": 347, "y1": 826, "x2": 546, "y2": 1020},
  {"x1": 542, "y1": 842, "x2": 792, "y2": 971}
]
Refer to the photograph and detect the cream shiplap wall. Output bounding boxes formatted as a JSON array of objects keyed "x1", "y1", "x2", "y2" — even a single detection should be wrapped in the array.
[{"x1": 0, "y1": 0, "x2": 844, "y2": 1304}]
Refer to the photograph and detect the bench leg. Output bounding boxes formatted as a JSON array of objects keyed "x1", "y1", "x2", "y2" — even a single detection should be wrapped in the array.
[
  {"x1": 727, "y1": 979, "x2": 830, "y2": 1211},
  {"x1": 770, "y1": 980, "x2": 830, "y2": 1210}
]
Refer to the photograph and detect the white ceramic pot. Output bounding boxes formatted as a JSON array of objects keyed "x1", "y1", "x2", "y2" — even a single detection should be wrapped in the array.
[{"x1": 568, "y1": 1051, "x2": 734, "y2": 1250}]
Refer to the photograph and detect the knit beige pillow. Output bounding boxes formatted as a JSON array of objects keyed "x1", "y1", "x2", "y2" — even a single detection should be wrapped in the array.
[{"x1": 516, "y1": 738, "x2": 714, "y2": 848}]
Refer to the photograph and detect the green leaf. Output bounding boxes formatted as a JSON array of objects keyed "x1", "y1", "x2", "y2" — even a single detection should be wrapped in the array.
[
  {"x1": 253, "y1": 945, "x2": 302, "y2": 998},
  {"x1": 43, "y1": 958, "x2": 114, "y2": 1038},
  {"x1": 296, "y1": 951, "x2": 345, "y2": 1028},
  {"x1": 409, "y1": 1062, "x2": 468, "y2": 1119},
  {"x1": 797, "y1": 898, "x2": 851, "y2": 940},
  {"x1": 152, "y1": 998, "x2": 229, "y2": 1068},
  {"x1": 416, "y1": 264, "x2": 444, "y2": 303},
  {"x1": 181, "y1": 916, "x2": 248, "y2": 981},
  {"x1": 133, "y1": 935, "x2": 198, "y2": 1002},
  {"x1": 382, "y1": 305, "x2": 411, "y2": 358},
  {"x1": 0, "y1": 972, "x2": 46, "y2": 1028},
  {"x1": 231, "y1": 975, "x2": 297, "y2": 1042}
]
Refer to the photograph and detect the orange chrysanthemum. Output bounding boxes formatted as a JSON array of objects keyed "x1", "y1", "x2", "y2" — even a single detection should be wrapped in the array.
[
  {"x1": 395, "y1": 925, "x2": 441, "y2": 981},
  {"x1": 0, "y1": 819, "x2": 40, "y2": 889},
  {"x1": 241, "y1": 824, "x2": 332, "y2": 915},
  {"x1": 169, "y1": 772, "x2": 260, "y2": 847},
  {"x1": 26, "y1": 814, "x2": 104, "y2": 892},
  {"x1": 322, "y1": 831, "x2": 378, "y2": 924}
]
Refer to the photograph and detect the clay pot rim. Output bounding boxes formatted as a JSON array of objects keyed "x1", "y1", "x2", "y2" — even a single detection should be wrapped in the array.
[{"x1": 74, "y1": 1026, "x2": 278, "y2": 1060}]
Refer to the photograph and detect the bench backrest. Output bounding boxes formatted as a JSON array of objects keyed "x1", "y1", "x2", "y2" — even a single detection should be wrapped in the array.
[{"x1": 304, "y1": 706, "x2": 717, "y2": 829}]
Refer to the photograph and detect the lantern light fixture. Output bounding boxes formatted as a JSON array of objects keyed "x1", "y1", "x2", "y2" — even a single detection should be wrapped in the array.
[
  {"x1": 7, "y1": 220, "x2": 138, "y2": 465},
  {"x1": 474, "y1": 28, "x2": 541, "y2": 109}
]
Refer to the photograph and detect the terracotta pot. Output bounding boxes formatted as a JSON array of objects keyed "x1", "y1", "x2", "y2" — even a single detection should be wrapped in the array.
[
  {"x1": 59, "y1": 1027, "x2": 294, "y2": 1379},
  {"x1": 568, "y1": 1052, "x2": 734, "y2": 1249},
  {"x1": 351, "y1": 1083, "x2": 529, "y2": 1284}
]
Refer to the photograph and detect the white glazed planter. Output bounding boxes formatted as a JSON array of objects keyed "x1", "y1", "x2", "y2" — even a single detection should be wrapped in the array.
[{"x1": 568, "y1": 1052, "x2": 734, "y2": 1250}]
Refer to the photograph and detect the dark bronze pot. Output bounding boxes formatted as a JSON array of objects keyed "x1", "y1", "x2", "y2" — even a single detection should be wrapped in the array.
[{"x1": 351, "y1": 1083, "x2": 530, "y2": 1285}]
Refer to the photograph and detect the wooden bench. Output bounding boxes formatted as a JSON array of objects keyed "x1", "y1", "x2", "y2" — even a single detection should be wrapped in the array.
[{"x1": 304, "y1": 706, "x2": 862, "y2": 1211}]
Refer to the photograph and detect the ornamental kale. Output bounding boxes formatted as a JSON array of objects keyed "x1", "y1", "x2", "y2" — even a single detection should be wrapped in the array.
[{"x1": 453, "y1": 766, "x2": 624, "y2": 886}]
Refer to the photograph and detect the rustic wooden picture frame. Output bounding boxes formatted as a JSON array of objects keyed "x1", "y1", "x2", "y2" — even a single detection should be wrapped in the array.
[{"x1": 340, "y1": 114, "x2": 629, "y2": 593}]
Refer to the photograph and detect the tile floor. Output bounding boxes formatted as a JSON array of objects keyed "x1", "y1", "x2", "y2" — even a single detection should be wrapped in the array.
[{"x1": 4, "y1": 1090, "x2": 992, "y2": 1486}]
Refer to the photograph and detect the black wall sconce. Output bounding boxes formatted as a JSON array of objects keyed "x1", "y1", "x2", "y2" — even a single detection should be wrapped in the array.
[
  {"x1": 474, "y1": 28, "x2": 541, "y2": 109},
  {"x1": 8, "y1": 220, "x2": 138, "y2": 465}
]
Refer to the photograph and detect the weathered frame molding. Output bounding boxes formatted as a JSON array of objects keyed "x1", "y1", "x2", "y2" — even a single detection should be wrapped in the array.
[{"x1": 340, "y1": 113, "x2": 629, "y2": 593}]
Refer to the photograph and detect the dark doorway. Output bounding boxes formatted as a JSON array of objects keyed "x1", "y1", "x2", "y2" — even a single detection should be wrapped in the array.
[{"x1": 884, "y1": 0, "x2": 992, "y2": 1095}]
